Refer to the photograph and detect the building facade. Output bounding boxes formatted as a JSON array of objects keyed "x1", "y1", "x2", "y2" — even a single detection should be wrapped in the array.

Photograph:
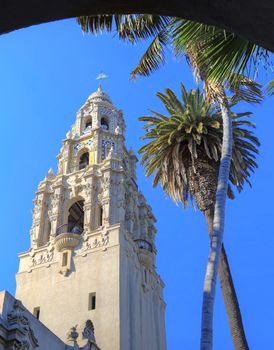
[{"x1": 2, "y1": 87, "x2": 167, "y2": 350}]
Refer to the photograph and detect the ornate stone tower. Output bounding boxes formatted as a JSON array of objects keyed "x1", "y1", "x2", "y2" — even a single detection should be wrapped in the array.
[{"x1": 15, "y1": 87, "x2": 166, "y2": 350}]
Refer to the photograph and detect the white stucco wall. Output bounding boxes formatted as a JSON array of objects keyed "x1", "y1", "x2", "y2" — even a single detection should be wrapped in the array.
[
  {"x1": 16, "y1": 228, "x2": 120, "y2": 350},
  {"x1": 16, "y1": 227, "x2": 166, "y2": 350}
]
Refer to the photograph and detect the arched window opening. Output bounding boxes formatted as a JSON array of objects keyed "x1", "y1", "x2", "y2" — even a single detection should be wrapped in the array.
[
  {"x1": 101, "y1": 117, "x2": 109, "y2": 130},
  {"x1": 99, "y1": 206, "x2": 103, "y2": 227},
  {"x1": 79, "y1": 152, "x2": 89, "y2": 170},
  {"x1": 135, "y1": 239, "x2": 153, "y2": 253},
  {"x1": 67, "y1": 200, "x2": 84, "y2": 234},
  {"x1": 84, "y1": 119, "x2": 92, "y2": 131},
  {"x1": 144, "y1": 269, "x2": 148, "y2": 284},
  {"x1": 44, "y1": 219, "x2": 51, "y2": 243}
]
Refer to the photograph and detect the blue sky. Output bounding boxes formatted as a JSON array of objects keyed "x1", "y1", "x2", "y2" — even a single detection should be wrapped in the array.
[{"x1": 0, "y1": 19, "x2": 273, "y2": 349}]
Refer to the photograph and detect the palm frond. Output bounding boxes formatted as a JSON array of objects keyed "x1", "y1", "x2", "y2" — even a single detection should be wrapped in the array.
[
  {"x1": 266, "y1": 79, "x2": 274, "y2": 95},
  {"x1": 172, "y1": 19, "x2": 271, "y2": 87},
  {"x1": 77, "y1": 14, "x2": 169, "y2": 43},
  {"x1": 118, "y1": 15, "x2": 170, "y2": 42},
  {"x1": 77, "y1": 15, "x2": 124, "y2": 34},
  {"x1": 229, "y1": 76, "x2": 263, "y2": 104},
  {"x1": 131, "y1": 28, "x2": 170, "y2": 79}
]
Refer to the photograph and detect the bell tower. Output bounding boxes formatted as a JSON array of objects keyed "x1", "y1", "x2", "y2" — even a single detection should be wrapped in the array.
[{"x1": 15, "y1": 87, "x2": 166, "y2": 350}]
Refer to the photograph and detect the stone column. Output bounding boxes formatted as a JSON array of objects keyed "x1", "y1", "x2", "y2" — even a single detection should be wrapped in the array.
[
  {"x1": 62, "y1": 140, "x2": 71, "y2": 175},
  {"x1": 49, "y1": 179, "x2": 64, "y2": 237},
  {"x1": 31, "y1": 191, "x2": 47, "y2": 248},
  {"x1": 116, "y1": 176, "x2": 126, "y2": 225},
  {"x1": 100, "y1": 169, "x2": 112, "y2": 226},
  {"x1": 125, "y1": 185, "x2": 135, "y2": 234},
  {"x1": 83, "y1": 175, "x2": 96, "y2": 232}
]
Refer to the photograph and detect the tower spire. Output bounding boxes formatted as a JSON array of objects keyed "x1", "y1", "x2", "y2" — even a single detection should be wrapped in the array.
[{"x1": 15, "y1": 87, "x2": 166, "y2": 350}]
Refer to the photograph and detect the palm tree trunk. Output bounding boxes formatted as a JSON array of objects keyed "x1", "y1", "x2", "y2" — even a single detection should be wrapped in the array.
[
  {"x1": 205, "y1": 207, "x2": 249, "y2": 350},
  {"x1": 200, "y1": 96, "x2": 233, "y2": 350}
]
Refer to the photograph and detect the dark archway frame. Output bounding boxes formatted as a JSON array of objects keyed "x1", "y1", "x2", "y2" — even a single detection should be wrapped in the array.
[{"x1": 0, "y1": 1, "x2": 274, "y2": 51}]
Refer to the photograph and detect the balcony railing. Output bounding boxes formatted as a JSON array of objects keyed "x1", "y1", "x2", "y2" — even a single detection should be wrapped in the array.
[
  {"x1": 56, "y1": 224, "x2": 83, "y2": 236},
  {"x1": 68, "y1": 165, "x2": 86, "y2": 174}
]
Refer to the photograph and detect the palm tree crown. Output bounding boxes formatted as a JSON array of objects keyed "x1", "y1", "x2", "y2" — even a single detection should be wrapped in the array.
[{"x1": 139, "y1": 83, "x2": 259, "y2": 210}]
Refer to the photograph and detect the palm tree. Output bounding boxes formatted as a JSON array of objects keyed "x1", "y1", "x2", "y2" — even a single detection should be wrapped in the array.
[
  {"x1": 139, "y1": 84, "x2": 259, "y2": 349},
  {"x1": 139, "y1": 84, "x2": 259, "y2": 214},
  {"x1": 170, "y1": 25, "x2": 262, "y2": 350},
  {"x1": 77, "y1": 15, "x2": 263, "y2": 349}
]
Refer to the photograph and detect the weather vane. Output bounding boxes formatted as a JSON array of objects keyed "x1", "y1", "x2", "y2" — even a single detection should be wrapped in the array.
[
  {"x1": 96, "y1": 72, "x2": 108, "y2": 90},
  {"x1": 96, "y1": 72, "x2": 108, "y2": 81}
]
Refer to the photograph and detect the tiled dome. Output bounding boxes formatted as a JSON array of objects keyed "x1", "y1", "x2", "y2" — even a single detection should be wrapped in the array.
[{"x1": 88, "y1": 85, "x2": 112, "y2": 104}]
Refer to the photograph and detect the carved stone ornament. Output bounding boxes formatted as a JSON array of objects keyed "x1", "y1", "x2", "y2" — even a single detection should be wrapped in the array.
[
  {"x1": 46, "y1": 168, "x2": 55, "y2": 180},
  {"x1": 67, "y1": 325, "x2": 79, "y2": 342},
  {"x1": 83, "y1": 183, "x2": 92, "y2": 197},
  {"x1": 12, "y1": 340, "x2": 31, "y2": 350},
  {"x1": 7, "y1": 300, "x2": 29, "y2": 328},
  {"x1": 115, "y1": 125, "x2": 122, "y2": 135},
  {"x1": 66, "y1": 130, "x2": 73, "y2": 139},
  {"x1": 30, "y1": 250, "x2": 54, "y2": 268},
  {"x1": 7, "y1": 300, "x2": 39, "y2": 349},
  {"x1": 79, "y1": 232, "x2": 109, "y2": 255},
  {"x1": 82, "y1": 320, "x2": 97, "y2": 344}
]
